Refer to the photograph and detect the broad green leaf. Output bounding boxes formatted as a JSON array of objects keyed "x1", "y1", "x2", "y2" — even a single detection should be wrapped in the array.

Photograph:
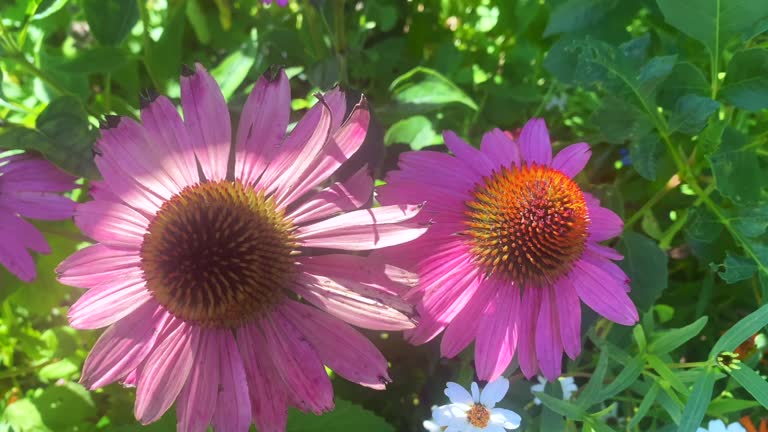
[
  {"x1": 697, "y1": 118, "x2": 727, "y2": 155},
  {"x1": 678, "y1": 368, "x2": 716, "y2": 432},
  {"x1": 686, "y1": 207, "x2": 723, "y2": 243},
  {"x1": 707, "y1": 127, "x2": 762, "y2": 206},
  {"x1": 597, "y1": 356, "x2": 645, "y2": 400},
  {"x1": 656, "y1": 0, "x2": 768, "y2": 55},
  {"x1": 722, "y1": 48, "x2": 768, "y2": 111},
  {"x1": 211, "y1": 30, "x2": 259, "y2": 101},
  {"x1": 629, "y1": 132, "x2": 660, "y2": 180},
  {"x1": 1, "y1": 399, "x2": 48, "y2": 432},
  {"x1": 31, "y1": 0, "x2": 69, "y2": 20},
  {"x1": 591, "y1": 96, "x2": 651, "y2": 144},
  {"x1": 185, "y1": 0, "x2": 211, "y2": 44},
  {"x1": 390, "y1": 67, "x2": 478, "y2": 113},
  {"x1": 287, "y1": 399, "x2": 395, "y2": 432},
  {"x1": 716, "y1": 252, "x2": 757, "y2": 283},
  {"x1": 541, "y1": 375, "x2": 566, "y2": 431},
  {"x1": 628, "y1": 382, "x2": 660, "y2": 429},
  {"x1": 730, "y1": 204, "x2": 768, "y2": 238},
  {"x1": 543, "y1": 0, "x2": 618, "y2": 36},
  {"x1": 710, "y1": 304, "x2": 768, "y2": 356},
  {"x1": 144, "y1": 4, "x2": 186, "y2": 92},
  {"x1": 82, "y1": 0, "x2": 139, "y2": 46},
  {"x1": 56, "y1": 46, "x2": 131, "y2": 74},
  {"x1": 668, "y1": 94, "x2": 720, "y2": 135},
  {"x1": 34, "y1": 382, "x2": 96, "y2": 430},
  {"x1": 657, "y1": 62, "x2": 710, "y2": 108},
  {"x1": 620, "y1": 232, "x2": 669, "y2": 311},
  {"x1": 649, "y1": 316, "x2": 709, "y2": 354},
  {"x1": 729, "y1": 364, "x2": 768, "y2": 409},
  {"x1": 384, "y1": 116, "x2": 439, "y2": 150},
  {"x1": 536, "y1": 392, "x2": 586, "y2": 420}
]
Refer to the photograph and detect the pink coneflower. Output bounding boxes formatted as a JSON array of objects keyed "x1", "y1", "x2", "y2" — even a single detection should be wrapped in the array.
[
  {"x1": 377, "y1": 118, "x2": 638, "y2": 381},
  {"x1": 57, "y1": 64, "x2": 427, "y2": 431},
  {"x1": 263, "y1": 0, "x2": 289, "y2": 6},
  {"x1": 0, "y1": 153, "x2": 77, "y2": 281}
]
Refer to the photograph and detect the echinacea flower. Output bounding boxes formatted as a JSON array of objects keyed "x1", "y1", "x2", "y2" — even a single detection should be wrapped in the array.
[
  {"x1": 530, "y1": 375, "x2": 578, "y2": 405},
  {"x1": 263, "y1": 0, "x2": 288, "y2": 6},
  {"x1": 697, "y1": 419, "x2": 747, "y2": 432},
  {"x1": 0, "y1": 153, "x2": 77, "y2": 281},
  {"x1": 57, "y1": 64, "x2": 427, "y2": 431},
  {"x1": 378, "y1": 118, "x2": 638, "y2": 381},
  {"x1": 432, "y1": 377, "x2": 521, "y2": 431}
]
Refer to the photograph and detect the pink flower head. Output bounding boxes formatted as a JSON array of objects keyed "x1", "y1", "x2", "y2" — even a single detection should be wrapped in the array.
[
  {"x1": 263, "y1": 0, "x2": 289, "y2": 6},
  {"x1": 57, "y1": 63, "x2": 427, "y2": 431},
  {"x1": 377, "y1": 118, "x2": 638, "y2": 382},
  {"x1": 0, "y1": 153, "x2": 77, "y2": 281}
]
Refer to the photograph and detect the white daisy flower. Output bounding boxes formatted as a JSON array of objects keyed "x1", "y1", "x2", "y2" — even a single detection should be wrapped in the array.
[
  {"x1": 530, "y1": 375, "x2": 578, "y2": 405},
  {"x1": 433, "y1": 377, "x2": 521, "y2": 431},
  {"x1": 424, "y1": 405, "x2": 445, "y2": 432},
  {"x1": 696, "y1": 419, "x2": 747, "y2": 432}
]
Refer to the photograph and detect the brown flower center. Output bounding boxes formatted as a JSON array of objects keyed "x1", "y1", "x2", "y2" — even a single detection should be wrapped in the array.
[
  {"x1": 467, "y1": 403, "x2": 491, "y2": 428},
  {"x1": 465, "y1": 163, "x2": 589, "y2": 287},
  {"x1": 140, "y1": 180, "x2": 297, "y2": 328}
]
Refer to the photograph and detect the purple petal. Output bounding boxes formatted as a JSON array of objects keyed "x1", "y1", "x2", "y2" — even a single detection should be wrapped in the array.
[
  {"x1": 572, "y1": 259, "x2": 639, "y2": 325},
  {"x1": 518, "y1": 118, "x2": 552, "y2": 166},
  {"x1": 475, "y1": 280, "x2": 519, "y2": 381},
  {"x1": 535, "y1": 285, "x2": 563, "y2": 381},
  {"x1": 212, "y1": 331, "x2": 252, "y2": 432},
  {"x1": 552, "y1": 143, "x2": 591, "y2": 177}
]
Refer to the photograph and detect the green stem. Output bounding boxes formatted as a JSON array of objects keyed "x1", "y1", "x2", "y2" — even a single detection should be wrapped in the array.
[
  {"x1": 624, "y1": 176, "x2": 677, "y2": 230},
  {"x1": 104, "y1": 73, "x2": 112, "y2": 112},
  {"x1": 0, "y1": 359, "x2": 56, "y2": 380},
  {"x1": 137, "y1": 0, "x2": 162, "y2": 91},
  {"x1": 332, "y1": 0, "x2": 348, "y2": 85}
]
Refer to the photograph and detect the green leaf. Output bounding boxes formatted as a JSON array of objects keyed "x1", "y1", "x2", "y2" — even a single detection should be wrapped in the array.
[
  {"x1": 706, "y1": 398, "x2": 761, "y2": 416},
  {"x1": 144, "y1": 4, "x2": 186, "y2": 92},
  {"x1": 668, "y1": 94, "x2": 720, "y2": 135},
  {"x1": 211, "y1": 30, "x2": 259, "y2": 101},
  {"x1": 82, "y1": 0, "x2": 139, "y2": 46},
  {"x1": 657, "y1": 62, "x2": 710, "y2": 108},
  {"x1": 646, "y1": 354, "x2": 688, "y2": 395},
  {"x1": 707, "y1": 127, "x2": 762, "y2": 206},
  {"x1": 716, "y1": 252, "x2": 757, "y2": 283},
  {"x1": 536, "y1": 393, "x2": 587, "y2": 420},
  {"x1": 287, "y1": 399, "x2": 395, "y2": 432},
  {"x1": 1, "y1": 399, "x2": 48, "y2": 432},
  {"x1": 649, "y1": 316, "x2": 709, "y2": 354},
  {"x1": 543, "y1": 0, "x2": 618, "y2": 36},
  {"x1": 656, "y1": 0, "x2": 768, "y2": 55},
  {"x1": 591, "y1": 96, "x2": 651, "y2": 144},
  {"x1": 697, "y1": 118, "x2": 727, "y2": 155},
  {"x1": 629, "y1": 132, "x2": 661, "y2": 180},
  {"x1": 185, "y1": 0, "x2": 211, "y2": 44},
  {"x1": 31, "y1": 0, "x2": 69, "y2": 20},
  {"x1": 678, "y1": 368, "x2": 716, "y2": 432},
  {"x1": 577, "y1": 350, "x2": 609, "y2": 407},
  {"x1": 710, "y1": 303, "x2": 768, "y2": 357},
  {"x1": 721, "y1": 48, "x2": 768, "y2": 111},
  {"x1": 729, "y1": 364, "x2": 768, "y2": 409},
  {"x1": 34, "y1": 382, "x2": 96, "y2": 430},
  {"x1": 628, "y1": 382, "x2": 660, "y2": 429},
  {"x1": 390, "y1": 67, "x2": 478, "y2": 113},
  {"x1": 597, "y1": 356, "x2": 645, "y2": 400},
  {"x1": 686, "y1": 207, "x2": 723, "y2": 243},
  {"x1": 384, "y1": 116, "x2": 439, "y2": 150},
  {"x1": 730, "y1": 204, "x2": 768, "y2": 238},
  {"x1": 620, "y1": 232, "x2": 669, "y2": 311},
  {"x1": 56, "y1": 46, "x2": 131, "y2": 74},
  {"x1": 0, "y1": 96, "x2": 98, "y2": 178},
  {"x1": 541, "y1": 376, "x2": 566, "y2": 431}
]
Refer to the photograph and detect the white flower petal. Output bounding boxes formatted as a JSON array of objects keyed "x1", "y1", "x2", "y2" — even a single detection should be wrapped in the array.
[
  {"x1": 725, "y1": 422, "x2": 747, "y2": 432},
  {"x1": 445, "y1": 426, "x2": 466, "y2": 432},
  {"x1": 471, "y1": 382, "x2": 481, "y2": 403},
  {"x1": 434, "y1": 404, "x2": 468, "y2": 427},
  {"x1": 484, "y1": 425, "x2": 506, "y2": 432},
  {"x1": 480, "y1": 378, "x2": 509, "y2": 408},
  {"x1": 559, "y1": 377, "x2": 578, "y2": 400},
  {"x1": 423, "y1": 419, "x2": 442, "y2": 432},
  {"x1": 446, "y1": 382, "x2": 474, "y2": 406},
  {"x1": 490, "y1": 408, "x2": 522, "y2": 430},
  {"x1": 706, "y1": 420, "x2": 728, "y2": 432}
]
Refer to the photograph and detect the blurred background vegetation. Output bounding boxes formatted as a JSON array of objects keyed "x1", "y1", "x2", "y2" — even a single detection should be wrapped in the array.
[{"x1": 2, "y1": 0, "x2": 768, "y2": 431}]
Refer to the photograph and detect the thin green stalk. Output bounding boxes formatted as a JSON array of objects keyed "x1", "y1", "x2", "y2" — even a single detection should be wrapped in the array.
[
  {"x1": 332, "y1": 0, "x2": 348, "y2": 85},
  {"x1": 624, "y1": 177, "x2": 677, "y2": 230}
]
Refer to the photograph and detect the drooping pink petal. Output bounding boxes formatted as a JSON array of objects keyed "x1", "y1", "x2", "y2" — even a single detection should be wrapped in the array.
[
  {"x1": 385, "y1": 150, "x2": 477, "y2": 193},
  {"x1": 94, "y1": 155, "x2": 164, "y2": 215},
  {"x1": 518, "y1": 118, "x2": 552, "y2": 166},
  {"x1": 0, "y1": 212, "x2": 48, "y2": 281},
  {"x1": 140, "y1": 95, "x2": 200, "y2": 189},
  {"x1": 237, "y1": 323, "x2": 289, "y2": 432},
  {"x1": 475, "y1": 280, "x2": 519, "y2": 381},
  {"x1": 552, "y1": 142, "x2": 591, "y2": 178},
  {"x1": 1, "y1": 192, "x2": 75, "y2": 220},
  {"x1": 75, "y1": 200, "x2": 149, "y2": 249},
  {"x1": 582, "y1": 251, "x2": 630, "y2": 290},
  {"x1": 212, "y1": 330, "x2": 252, "y2": 432},
  {"x1": 480, "y1": 128, "x2": 520, "y2": 170},
  {"x1": 268, "y1": 99, "x2": 333, "y2": 207},
  {"x1": 286, "y1": 166, "x2": 373, "y2": 225},
  {"x1": 407, "y1": 261, "x2": 484, "y2": 345},
  {"x1": 176, "y1": 329, "x2": 219, "y2": 432},
  {"x1": 554, "y1": 278, "x2": 582, "y2": 359},
  {"x1": 587, "y1": 243, "x2": 624, "y2": 260},
  {"x1": 293, "y1": 272, "x2": 415, "y2": 330},
  {"x1": 180, "y1": 63, "x2": 231, "y2": 182},
  {"x1": 296, "y1": 204, "x2": 427, "y2": 250},
  {"x1": 517, "y1": 286, "x2": 541, "y2": 379},
  {"x1": 234, "y1": 68, "x2": 290, "y2": 185},
  {"x1": 572, "y1": 259, "x2": 639, "y2": 325},
  {"x1": 261, "y1": 311, "x2": 334, "y2": 415},
  {"x1": 281, "y1": 300, "x2": 390, "y2": 389},
  {"x1": 299, "y1": 253, "x2": 413, "y2": 295},
  {"x1": 68, "y1": 271, "x2": 152, "y2": 329},
  {"x1": 536, "y1": 285, "x2": 563, "y2": 381},
  {"x1": 0, "y1": 155, "x2": 77, "y2": 192},
  {"x1": 135, "y1": 321, "x2": 200, "y2": 424},
  {"x1": 587, "y1": 204, "x2": 624, "y2": 241},
  {"x1": 441, "y1": 275, "x2": 496, "y2": 358},
  {"x1": 57, "y1": 244, "x2": 141, "y2": 289},
  {"x1": 81, "y1": 302, "x2": 170, "y2": 389},
  {"x1": 277, "y1": 97, "x2": 370, "y2": 207}
]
